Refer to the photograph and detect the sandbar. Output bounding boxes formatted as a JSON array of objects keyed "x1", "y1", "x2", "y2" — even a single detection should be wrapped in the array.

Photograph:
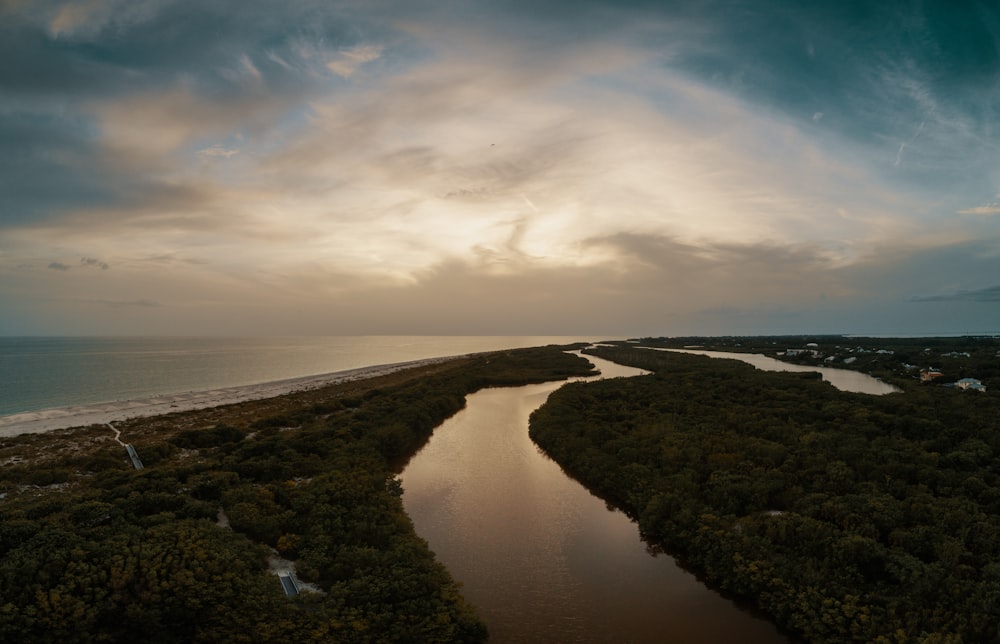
[{"x1": 0, "y1": 357, "x2": 455, "y2": 438}]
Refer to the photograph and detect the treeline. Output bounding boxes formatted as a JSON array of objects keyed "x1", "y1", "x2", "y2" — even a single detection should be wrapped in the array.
[
  {"x1": 0, "y1": 346, "x2": 596, "y2": 643},
  {"x1": 530, "y1": 346, "x2": 1000, "y2": 643},
  {"x1": 637, "y1": 334, "x2": 1000, "y2": 387}
]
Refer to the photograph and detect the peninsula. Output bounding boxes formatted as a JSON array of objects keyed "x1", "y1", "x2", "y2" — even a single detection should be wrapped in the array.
[
  {"x1": 530, "y1": 336, "x2": 1000, "y2": 642},
  {"x1": 0, "y1": 345, "x2": 596, "y2": 642}
]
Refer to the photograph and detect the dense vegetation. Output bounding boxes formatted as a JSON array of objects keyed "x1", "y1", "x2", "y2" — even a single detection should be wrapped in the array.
[
  {"x1": 530, "y1": 345, "x2": 1000, "y2": 643},
  {"x1": 640, "y1": 334, "x2": 1000, "y2": 388},
  {"x1": 0, "y1": 346, "x2": 595, "y2": 643}
]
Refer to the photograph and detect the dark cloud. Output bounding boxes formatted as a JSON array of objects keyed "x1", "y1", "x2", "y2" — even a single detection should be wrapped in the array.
[
  {"x1": 3, "y1": 0, "x2": 1000, "y2": 337},
  {"x1": 654, "y1": 0, "x2": 1000, "y2": 191},
  {"x1": 80, "y1": 257, "x2": 109, "y2": 270},
  {"x1": 0, "y1": 1, "x2": 368, "y2": 98},
  {"x1": 0, "y1": 111, "x2": 116, "y2": 225},
  {"x1": 661, "y1": 1, "x2": 1000, "y2": 114},
  {"x1": 0, "y1": 0, "x2": 383, "y2": 228},
  {"x1": 585, "y1": 232, "x2": 833, "y2": 275},
  {"x1": 4, "y1": 0, "x2": 997, "y2": 232},
  {"x1": 911, "y1": 285, "x2": 1000, "y2": 303},
  {"x1": 0, "y1": 15, "x2": 122, "y2": 97}
]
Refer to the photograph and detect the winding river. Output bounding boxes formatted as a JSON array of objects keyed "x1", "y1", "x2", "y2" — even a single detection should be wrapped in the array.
[
  {"x1": 401, "y1": 354, "x2": 788, "y2": 643},
  {"x1": 648, "y1": 348, "x2": 899, "y2": 394}
]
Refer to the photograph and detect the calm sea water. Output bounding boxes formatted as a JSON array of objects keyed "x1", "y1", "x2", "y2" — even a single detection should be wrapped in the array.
[{"x1": 0, "y1": 336, "x2": 597, "y2": 417}]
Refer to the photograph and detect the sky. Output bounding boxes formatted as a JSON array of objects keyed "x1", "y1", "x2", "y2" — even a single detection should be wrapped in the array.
[{"x1": 2, "y1": 0, "x2": 999, "y2": 337}]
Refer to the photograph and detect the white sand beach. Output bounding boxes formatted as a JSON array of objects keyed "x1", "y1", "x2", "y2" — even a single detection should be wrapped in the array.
[{"x1": 0, "y1": 357, "x2": 455, "y2": 438}]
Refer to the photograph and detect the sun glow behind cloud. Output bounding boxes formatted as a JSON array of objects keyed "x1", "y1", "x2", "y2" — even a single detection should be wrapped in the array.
[{"x1": 2, "y1": 0, "x2": 1000, "y2": 335}]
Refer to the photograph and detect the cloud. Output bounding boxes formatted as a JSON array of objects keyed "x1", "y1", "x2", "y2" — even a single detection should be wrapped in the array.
[
  {"x1": 240, "y1": 53, "x2": 262, "y2": 81},
  {"x1": 2, "y1": 6, "x2": 966, "y2": 297},
  {"x1": 47, "y1": 261, "x2": 70, "y2": 271},
  {"x1": 0, "y1": 110, "x2": 119, "y2": 225},
  {"x1": 80, "y1": 257, "x2": 109, "y2": 270},
  {"x1": 265, "y1": 50, "x2": 296, "y2": 73},
  {"x1": 48, "y1": 0, "x2": 114, "y2": 38},
  {"x1": 958, "y1": 205, "x2": 1000, "y2": 216},
  {"x1": 0, "y1": 0, "x2": 381, "y2": 225},
  {"x1": 219, "y1": 53, "x2": 264, "y2": 85},
  {"x1": 46, "y1": 0, "x2": 165, "y2": 39},
  {"x1": 911, "y1": 285, "x2": 1000, "y2": 303},
  {"x1": 197, "y1": 144, "x2": 240, "y2": 159},
  {"x1": 4, "y1": 1, "x2": 1000, "y2": 336},
  {"x1": 325, "y1": 44, "x2": 384, "y2": 77},
  {"x1": 97, "y1": 88, "x2": 272, "y2": 160}
]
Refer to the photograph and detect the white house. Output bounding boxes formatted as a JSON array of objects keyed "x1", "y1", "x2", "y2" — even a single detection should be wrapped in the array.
[{"x1": 955, "y1": 378, "x2": 987, "y2": 392}]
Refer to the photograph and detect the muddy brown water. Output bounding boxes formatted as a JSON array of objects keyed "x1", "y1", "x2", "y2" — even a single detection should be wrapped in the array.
[{"x1": 401, "y1": 354, "x2": 789, "y2": 643}]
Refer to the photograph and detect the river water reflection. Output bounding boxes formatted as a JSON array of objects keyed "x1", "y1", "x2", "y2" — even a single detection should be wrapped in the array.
[
  {"x1": 401, "y1": 354, "x2": 788, "y2": 643},
  {"x1": 651, "y1": 348, "x2": 900, "y2": 395}
]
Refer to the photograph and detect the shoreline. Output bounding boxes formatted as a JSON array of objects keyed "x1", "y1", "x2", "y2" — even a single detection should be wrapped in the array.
[{"x1": 0, "y1": 356, "x2": 458, "y2": 437}]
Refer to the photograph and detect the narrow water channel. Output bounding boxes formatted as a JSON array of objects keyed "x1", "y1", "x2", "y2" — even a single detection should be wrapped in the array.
[
  {"x1": 401, "y1": 354, "x2": 788, "y2": 643},
  {"x1": 649, "y1": 348, "x2": 899, "y2": 395}
]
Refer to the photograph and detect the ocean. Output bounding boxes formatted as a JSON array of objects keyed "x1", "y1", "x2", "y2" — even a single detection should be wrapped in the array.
[{"x1": 0, "y1": 336, "x2": 600, "y2": 417}]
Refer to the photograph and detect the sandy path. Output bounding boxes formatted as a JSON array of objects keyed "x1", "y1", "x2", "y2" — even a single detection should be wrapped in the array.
[{"x1": 0, "y1": 357, "x2": 456, "y2": 438}]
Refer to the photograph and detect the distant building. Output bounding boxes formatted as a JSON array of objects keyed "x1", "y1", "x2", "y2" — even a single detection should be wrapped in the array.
[
  {"x1": 920, "y1": 369, "x2": 944, "y2": 383},
  {"x1": 955, "y1": 378, "x2": 987, "y2": 392},
  {"x1": 785, "y1": 349, "x2": 822, "y2": 358}
]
